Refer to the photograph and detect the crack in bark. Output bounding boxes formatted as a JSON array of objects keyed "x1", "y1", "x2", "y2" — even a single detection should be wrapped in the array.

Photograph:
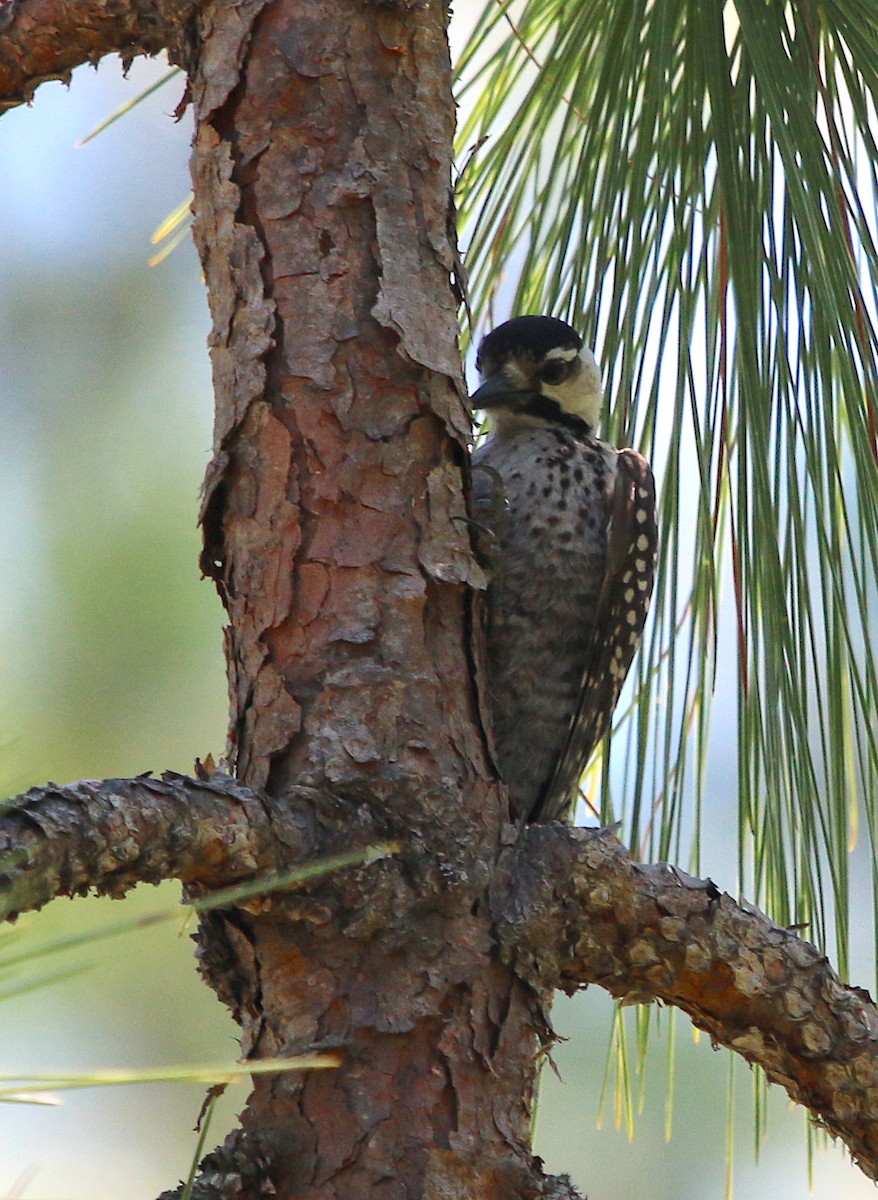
[{"x1": 3, "y1": 0, "x2": 877, "y2": 1194}]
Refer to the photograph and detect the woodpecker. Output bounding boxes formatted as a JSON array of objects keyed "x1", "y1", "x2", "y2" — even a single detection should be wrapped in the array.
[{"x1": 470, "y1": 315, "x2": 657, "y2": 823}]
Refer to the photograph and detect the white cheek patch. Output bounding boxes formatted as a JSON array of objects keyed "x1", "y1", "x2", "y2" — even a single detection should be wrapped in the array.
[
  {"x1": 542, "y1": 347, "x2": 603, "y2": 427},
  {"x1": 578, "y1": 348, "x2": 602, "y2": 393}
]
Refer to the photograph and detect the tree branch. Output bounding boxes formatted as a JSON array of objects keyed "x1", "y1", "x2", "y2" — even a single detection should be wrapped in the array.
[
  {"x1": 4, "y1": 775, "x2": 878, "y2": 1184},
  {"x1": 500, "y1": 824, "x2": 878, "y2": 1180},
  {"x1": 0, "y1": 772, "x2": 376, "y2": 919},
  {"x1": 0, "y1": 0, "x2": 194, "y2": 112}
]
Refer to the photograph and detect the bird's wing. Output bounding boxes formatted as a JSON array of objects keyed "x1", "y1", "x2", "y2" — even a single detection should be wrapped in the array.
[{"x1": 535, "y1": 449, "x2": 657, "y2": 822}]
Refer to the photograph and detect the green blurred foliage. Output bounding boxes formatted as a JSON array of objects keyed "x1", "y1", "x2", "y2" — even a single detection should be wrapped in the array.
[
  {"x1": 0, "y1": 57, "x2": 240, "y2": 1198},
  {"x1": 1, "y1": 258, "x2": 228, "y2": 789}
]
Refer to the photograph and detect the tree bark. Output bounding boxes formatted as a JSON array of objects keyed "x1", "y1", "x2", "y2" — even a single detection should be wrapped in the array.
[
  {"x1": 0, "y1": 0, "x2": 194, "y2": 109},
  {"x1": 181, "y1": 3, "x2": 552, "y2": 1193},
  {"x1": 4, "y1": 780, "x2": 878, "y2": 1186},
  {"x1": 3, "y1": 0, "x2": 878, "y2": 1196}
]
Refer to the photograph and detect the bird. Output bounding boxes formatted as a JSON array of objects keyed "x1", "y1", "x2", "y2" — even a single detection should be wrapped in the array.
[{"x1": 470, "y1": 315, "x2": 657, "y2": 823}]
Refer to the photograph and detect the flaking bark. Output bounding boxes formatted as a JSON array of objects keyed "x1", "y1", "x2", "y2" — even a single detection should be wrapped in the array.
[
  {"x1": 498, "y1": 825, "x2": 878, "y2": 1181},
  {"x1": 0, "y1": 774, "x2": 380, "y2": 919},
  {"x1": 0, "y1": 0, "x2": 194, "y2": 110},
  {"x1": 2, "y1": 0, "x2": 878, "y2": 1195},
  {"x1": 166, "y1": 1, "x2": 547, "y2": 1195},
  {"x1": 2, "y1": 783, "x2": 878, "y2": 1182}
]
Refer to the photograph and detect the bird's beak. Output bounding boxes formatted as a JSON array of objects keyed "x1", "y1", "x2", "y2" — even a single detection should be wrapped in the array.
[{"x1": 470, "y1": 373, "x2": 536, "y2": 409}]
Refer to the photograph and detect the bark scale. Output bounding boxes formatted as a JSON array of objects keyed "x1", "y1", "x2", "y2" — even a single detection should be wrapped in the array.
[
  {"x1": 5, "y1": 0, "x2": 878, "y2": 1194},
  {"x1": 182, "y1": 1, "x2": 551, "y2": 1195}
]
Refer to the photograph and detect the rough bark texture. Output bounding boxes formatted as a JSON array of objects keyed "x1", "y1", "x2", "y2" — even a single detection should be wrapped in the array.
[
  {"x1": 4, "y1": 781, "x2": 878, "y2": 1184},
  {"x1": 192, "y1": 0, "x2": 484, "y2": 800},
  {"x1": 3, "y1": 0, "x2": 878, "y2": 1196},
  {"x1": 499, "y1": 825, "x2": 878, "y2": 1180},
  {"x1": 181, "y1": 1, "x2": 546, "y2": 1196},
  {"x1": 0, "y1": 774, "x2": 383, "y2": 919},
  {"x1": 0, "y1": 0, "x2": 194, "y2": 110}
]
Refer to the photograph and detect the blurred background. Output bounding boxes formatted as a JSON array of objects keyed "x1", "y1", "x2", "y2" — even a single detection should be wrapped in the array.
[{"x1": 0, "y1": 42, "x2": 874, "y2": 1200}]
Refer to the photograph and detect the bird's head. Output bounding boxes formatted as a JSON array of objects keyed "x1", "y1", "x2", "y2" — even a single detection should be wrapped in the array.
[{"x1": 471, "y1": 315, "x2": 603, "y2": 435}]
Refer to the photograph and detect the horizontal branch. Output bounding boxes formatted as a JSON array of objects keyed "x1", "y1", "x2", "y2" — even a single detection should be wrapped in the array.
[
  {"x1": 0, "y1": 772, "x2": 373, "y2": 918},
  {"x1": 0, "y1": 0, "x2": 194, "y2": 112},
  {"x1": 6, "y1": 773, "x2": 876, "y2": 1178},
  {"x1": 501, "y1": 824, "x2": 878, "y2": 1181}
]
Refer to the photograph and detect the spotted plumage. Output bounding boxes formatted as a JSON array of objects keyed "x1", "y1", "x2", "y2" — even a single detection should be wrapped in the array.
[{"x1": 470, "y1": 316, "x2": 656, "y2": 823}]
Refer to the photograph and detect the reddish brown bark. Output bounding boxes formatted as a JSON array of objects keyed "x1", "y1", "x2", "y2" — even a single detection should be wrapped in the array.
[
  {"x1": 181, "y1": 1, "x2": 547, "y2": 1196},
  {"x1": 3, "y1": 0, "x2": 878, "y2": 1196},
  {"x1": 0, "y1": 774, "x2": 384, "y2": 917},
  {"x1": 192, "y1": 0, "x2": 483, "y2": 802},
  {"x1": 4, "y1": 779, "x2": 878, "y2": 1188},
  {"x1": 0, "y1": 0, "x2": 193, "y2": 110},
  {"x1": 500, "y1": 826, "x2": 878, "y2": 1181}
]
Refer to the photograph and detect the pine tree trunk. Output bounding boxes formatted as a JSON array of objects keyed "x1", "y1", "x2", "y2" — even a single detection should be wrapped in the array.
[{"x1": 181, "y1": 1, "x2": 553, "y2": 1194}]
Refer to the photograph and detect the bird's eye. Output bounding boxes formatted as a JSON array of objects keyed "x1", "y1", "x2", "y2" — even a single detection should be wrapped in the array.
[{"x1": 541, "y1": 361, "x2": 567, "y2": 386}]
